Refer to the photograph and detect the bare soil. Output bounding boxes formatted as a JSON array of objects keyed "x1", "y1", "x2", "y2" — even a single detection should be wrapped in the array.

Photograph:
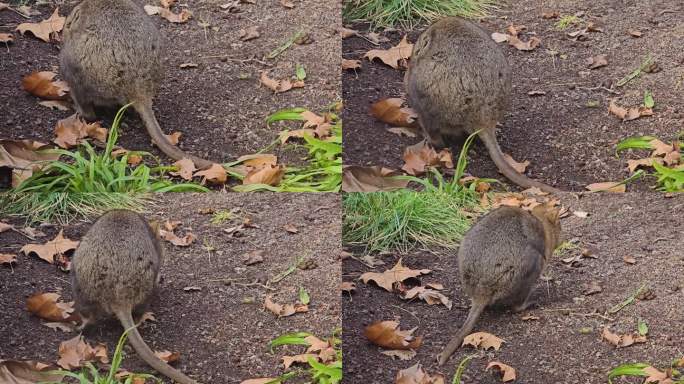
[
  {"x1": 0, "y1": 193, "x2": 341, "y2": 383},
  {"x1": 342, "y1": 0, "x2": 684, "y2": 191},
  {"x1": 342, "y1": 193, "x2": 684, "y2": 384},
  {"x1": 0, "y1": 0, "x2": 340, "y2": 166}
]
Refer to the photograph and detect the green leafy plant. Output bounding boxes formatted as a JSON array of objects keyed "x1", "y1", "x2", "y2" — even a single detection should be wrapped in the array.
[
  {"x1": 0, "y1": 105, "x2": 207, "y2": 223},
  {"x1": 608, "y1": 361, "x2": 683, "y2": 384},
  {"x1": 232, "y1": 107, "x2": 341, "y2": 192},
  {"x1": 343, "y1": 0, "x2": 496, "y2": 29},
  {"x1": 554, "y1": 15, "x2": 579, "y2": 30},
  {"x1": 42, "y1": 329, "x2": 160, "y2": 384},
  {"x1": 343, "y1": 132, "x2": 485, "y2": 252},
  {"x1": 267, "y1": 330, "x2": 342, "y2": 384},
  {"x1": 616, "y1": 135, "x2": 683, "y2": 192}
]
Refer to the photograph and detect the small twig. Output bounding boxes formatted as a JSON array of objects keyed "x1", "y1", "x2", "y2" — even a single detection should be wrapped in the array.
[
  {"x1": 207, "y1": 278, "x2": 276, "y2": 291},
  {"x1": 576, "y1": 85, "x2": 621, "y2": 95},
  {"x1": 349, "y1": 255, "x2": 378, "y2": 269},
  {"x1": 391, "y1": 304, "x2": 421, "y2": 325}
]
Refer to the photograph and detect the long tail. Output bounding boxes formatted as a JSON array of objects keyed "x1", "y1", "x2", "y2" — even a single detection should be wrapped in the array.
[
  {"x1": 438, "y1": 301, "x2": 486, "y2": 366},
  {"x1": 116, "y1": 310, "x2": 200, "y2": 384},
  {"x1": 479, "y1": 129, "x2": 561, "y2": 194},
  {"x1": 134, "y1": 102, "x2": 214, "y2": 170}
]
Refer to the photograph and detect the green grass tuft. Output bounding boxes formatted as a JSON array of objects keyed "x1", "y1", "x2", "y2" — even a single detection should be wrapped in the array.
[
  {"x1": 0, "y1": 104, "x2": 207, "y2": 223},
  {"x1": 343, "y1": 132, "x2": 484, "y2": 253},
  {"x1": 343, "y1": 0, "x2": 497, "y2": 29},
  {"x1": 554, "y1": 15, "x2": 580, "y2": 30}
]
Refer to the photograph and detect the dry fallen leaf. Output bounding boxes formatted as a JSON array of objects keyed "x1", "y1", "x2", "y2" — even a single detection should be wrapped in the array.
[
  {"x1": 370, "y1": 98, "x2": 417, "y2": 127},
  {"x1": 21, "y1": 230, "x2": 78, "y2": 264},
  {"x1": 601, "y1": 327, "x2": 647, "y2": 348},
  {"x1": 585, "y1": 181, "x2": 626, "y2": 193},
  {"x1": 239, "y1": 26, "x2": 260, "y2": 41},
  {"x1": 243, "y1": 164, "x2": 285, "y2": 186},
  {"x1": 342, "y1": 165, "x2": 409, "y2": 192},
  {"x1": 170, "y1": 158, "x2": 196, "y2": 180},
  {"x1": 22, "y1": 71, "x2": 69, "y2": 100},
  {"x1": 165, "y1": 131, "x2": 182, "y2": 145},
  {"x1": 491, "y1": 32, "x2": 510, "y2": 43},
  {"x1": 342, "y1": 59, "x2": 361, "y2": 70},
  {"x1": 57, "y1": 335, "x2": 108, "y2": 370},
  {"x1": 159, "y1": 226, "x2": 196, "y2": 247},
  {"x1": 340, "y1": 281, "x2": 356, "y2": 293},
  {"x1": 259, "y1": 72, "x2": 304, "y2": 93},
  {"x1": 54, "y1": 114, "x2": 108, "y2": 148},
  {"x1": 144, "y1": 5, "x2": 192, "y2": 23},
  {"x1": 364, "y1": 35, "x2": 413, "y2": 69},
  {"x1": 242, "y1": 250, "x2": 264, "y2": 265},
  {"x1": 400, "y1": 286, "x2": 452, "y2": 309},
  {"x1": 508, "y1": 35, "x2": 541, "y2": 51},
  {"x1": 282, "y1": 353, "x2": 317, "y2": 369},
  {"x1": 264, "y1": 295, "x2": 308, "y2": 317},
  {"x1": 0, "y1": 253, "x2": 17, "y2": 265},
  {"x1": 486, "y1": 361, "x2": 516, "y2": 382},
  {"x1": 240, "y1": 379, "x2": 281, "y2": 384},
  {"x1": 628, "y1": 29, "x2": 642, "y2": 38},
  {"x1": 401, "y1": 141, "x2": 454, "y2": 176},
  {"x1": 111, "y1": 148, "x2": 143, "y2": 166},
  {"x1": 395, "y1": 363, "x2": 444, "y2": 384},
  {"x1": 0, "y1": 360, "x2": 64, "y2": 384},
  {"x1": 586, "y1": 54, "x2": 608, "y2": 69},
  {"x1": 623, "y1": 255, "x2": 637, "y2": 264},
  {"x1": 0, "y1": 33, "x2": 13, "y2": 43},
  {"x1": 339, "y1": 27, "x2": 359, "y2": 39},
  {"x1": 364, "y1": 320, "x2": 422, "y2": 350},
  {"x1": 193, "y1": 163, "x2": 227, "y2": 185},
  {"x1": 16, "y1": 8, "x2": 65, "y2": 42},
  {"x1": 502, "y1": 153, "x2": 530, "y2": 173},
  {"x1": 462, "y1": 332, "x2": 505, "y2": 351},
  {"x1": 38, "y1": 100, "x2": 70, "y2": 111},
  {"x1": 382, "y1": 349, "x2": 416, "y2": 360},
  {"x1": 608, "y1": 100, "x2": 652, "y2": 121},
  {"x1": 0, "y1": 139, "x2": 60, "y2": 187},
  {"x1": 26, "y1": 292, "x2": 76, "y2": 322},
  {"x1": 154, "y1": 350, "x2": 180, "y2": 363},
  {"x1": 360, "y1": 258, "x2": 431, "y2": 292}
]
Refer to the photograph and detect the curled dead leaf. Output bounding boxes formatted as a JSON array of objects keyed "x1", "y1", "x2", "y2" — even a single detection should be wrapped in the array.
[
  {"x1": 370, "y1": 98, "x2": 417, "y2": 127},
  {"x1": 16, "y1": 8, "x2": 64, "y2": 42},
  {"x1": 585, "y1": 181, "x2": 626, "y2": 193},
  {"x1": 401, "y1": 141, "x2": 453, "y2": 176},
  {"x1": 22, "y1": 71, "x2": 69, "y2": 100},
  {"x1": 20, "y1": 230, "x2": 78, "y2": 264},
  {"x1": 243, "y1": 164, "x2": 285, "y2": 186},
  {"x1": 154, "y1": 350, "x2": 180, "y2": 363},
  {"x1": 264, "y1": 295, "x2": 308, "y2": 317},
  {"x1": 360, "y1": 258, "x2": 431, "y2": 292},
  {"x1": 508, "y1": 35, "x2": 541, "y2": 51},
  {"x1": 342, "y1": 59, "x2": 361, "y2": 70},
  {"x1": 144, "y1": 5, "x2": 192, "y2": 23},
  {"x1": 0, "y1": 33, "x2": 14, "y2": 43},
  {"x1": 395, "y1": 363, "x2": 444, "y2": 384},
  {"x1": 57, "y1": 335, "x2": 108, "y2": 370},
  {"x1": 486, "y1": 361, "x2": 516, "y2": 382},
  {"x1": 26, "y1": 292, "x2": 76, "y2": 322},
  {"x1": 259, "y1": 72, "x2": 305, "y2": 93},
  {"x1": 364, "y1": 320, "x2": 422, "y2": 350},
  {"x1": 0, "y1": 139, "x2": 60, "y2": 188},
  {"x1": 0, "y1": 253, "x2": 17, "y2": 265},
  {"x1": 54, "y1": 114, "x2": 108, "y2": 148},
  {"x1": 462, "y1": 332, "x2": 504, "y2": 351},
  {"x1": 364, "y1": 35, "x2": 413, "y2": 69},
  {"x1": 0, "y1": 360, "x2": 64, "y2": 384},
  {"x1": 601, "y1": 327, "x2": 647, "y2": 348},
  {"x1": 401, "y1": 286, "x2": 452, "y2": 309},
  {"x1": 586, "y1": 54, "x2": 608, "y2": 69},
  {"x1": 193, "y1": 163, "x2": 227, "y2": 185},
  {"x1": 342, "y1": 165, "x2": 408, "y2": 192},
  {"x1": 170, "y1": 158, "x2": 196, "y2": 180}
]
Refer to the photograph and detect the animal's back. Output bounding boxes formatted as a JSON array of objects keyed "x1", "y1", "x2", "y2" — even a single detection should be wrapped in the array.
[
  {"x1": 60, "y1": 0, "x2": 163, "y2": 103},
  {"x1": 406, "y1": 17, "x2": 512, "y2": 133},
  {"x1": 457, "y1": 207, "x2": 545, "y2": 304},
  {"x1": 72, "y1": 210, "x2": 161, "y2": 314}
]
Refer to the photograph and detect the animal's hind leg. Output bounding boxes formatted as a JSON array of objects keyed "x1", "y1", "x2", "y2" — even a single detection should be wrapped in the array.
[
  {"x1": 69, "y1": 86, "x2": 97, "y2": 121},
  {"x1": 419, "y1": 118, "x2": 447, "y2": 149}
]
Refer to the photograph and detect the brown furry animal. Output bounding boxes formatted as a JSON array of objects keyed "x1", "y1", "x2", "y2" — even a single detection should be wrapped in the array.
[
  {"x1": 438, "y1": 204, "x2": 561, "y2": 365},
  {"x1": 406, "y1": 17, "x2": 560, "y2": 193},
  {"x1": 59, "y1": 0, "x2": 213, "y2": 169},
  {"x1": 72, "y1": 210, "x2": 199, "y2": 384}
]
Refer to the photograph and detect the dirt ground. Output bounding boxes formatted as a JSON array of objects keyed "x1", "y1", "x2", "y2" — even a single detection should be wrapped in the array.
[
  {"x1": 342, "y1": 193, "x2": 684, "y2": 383},
  {"x1": 342, "y1": 0, "x2": 684, "y2": 192},
  {"x1": 0, "y1": 193, "x2": 341, "y2": 383},
  {"x1": 0, "y1": 0, "x2": 340, "y2": 165}
]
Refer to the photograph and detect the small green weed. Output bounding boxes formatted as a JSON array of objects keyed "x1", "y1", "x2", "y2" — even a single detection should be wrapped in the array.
[
  {"x1": 343, "y1": 132, "x2": 484, "y2": 252},
  {"x1": 210, "y1": 209, "x2": 234, "y2": 225},
  {"x1": 554, "y1": 15, "x2": 580, "y2": 30},
  {"x1": 232, "y1": 107, "x2": 341, "y2": 192},
  {"x1": 0, "y1": 105, "x2": 207, "y2": 224},
  {"x1": 616, "y1": 55, "x2": 654, "y2": 87},
  {"x1": 267, "y1": 330, "x2": 342, "y2": 384},
  {"x1": 42, "y1": 329, "x2": 160, "y2": 384},
  {"x1": 616, "y1": 135, "x2": 683, "y2": 192},
  {"x1": 608, "y1": 361, "x2": 683, "y2": 384},
  {"x1": 343, "y1": 0, "x2": 496, "y2": 29},
  {"x1": 451, "y1": 354, "x2": 477, "y2": 384}
]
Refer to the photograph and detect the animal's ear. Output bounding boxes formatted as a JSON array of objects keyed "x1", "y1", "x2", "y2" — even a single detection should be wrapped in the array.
[{"x1": 148, "y1": 220, "x2": 161, "y2": 237}]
